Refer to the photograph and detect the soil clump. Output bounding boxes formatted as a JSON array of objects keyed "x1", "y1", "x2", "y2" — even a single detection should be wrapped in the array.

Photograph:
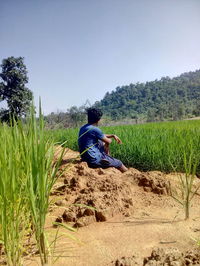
[{"x1": 113, "y1": 248, "x2": 200, "y2": 265}]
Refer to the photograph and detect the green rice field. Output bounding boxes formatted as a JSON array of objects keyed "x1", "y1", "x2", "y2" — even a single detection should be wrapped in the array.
[
  {"x1": 1, "y1": 116, "x2": 200, "y2": 264},
  {"x1": 48, "y1": 120, "x2": 200, "y2": 174}
]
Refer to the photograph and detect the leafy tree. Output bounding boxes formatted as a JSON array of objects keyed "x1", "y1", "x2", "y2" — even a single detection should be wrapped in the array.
[{"x1": 0, "y1": 56, "x2": 33, "y2": 122}]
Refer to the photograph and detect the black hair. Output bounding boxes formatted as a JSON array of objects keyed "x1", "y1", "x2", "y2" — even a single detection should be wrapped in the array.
[{"x1": 87, "y1": 108, "x2": 103, "y2": 124}]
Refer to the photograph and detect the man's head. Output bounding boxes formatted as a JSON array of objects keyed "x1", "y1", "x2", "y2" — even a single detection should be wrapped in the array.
[{"x1": 87, "y1": 108, "x2": 103, "y2": 124}]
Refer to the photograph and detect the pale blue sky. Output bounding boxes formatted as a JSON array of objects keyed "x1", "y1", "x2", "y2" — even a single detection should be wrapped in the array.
[{"x1": 0, "y1": 0, "x2": 200, "y2": 114}]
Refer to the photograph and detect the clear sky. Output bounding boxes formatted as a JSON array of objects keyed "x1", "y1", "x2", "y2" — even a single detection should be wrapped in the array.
[{"x1": 0, "y1": 0, "x2": 200, "y2": 114}]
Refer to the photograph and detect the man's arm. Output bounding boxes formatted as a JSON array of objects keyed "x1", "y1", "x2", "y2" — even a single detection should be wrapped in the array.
[
  {"x1": 105, "y1": 134, "x2": 122, "y2": 144},
  {"x1": 101, "y1": 135, "x2": 112, "y2": 144}
]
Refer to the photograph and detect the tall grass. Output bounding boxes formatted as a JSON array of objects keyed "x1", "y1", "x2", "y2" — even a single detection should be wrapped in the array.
[
  {"x1": 26, "y1": 106, "x2": 64, "y2": 265},
  {"x1": 109, "y1": 121, "x2": 200, "y2": 173},
  {"x1": 48, "y1": 120, "x2": 200, "y2": 174},
  {"x1": 0, "y1": 106, "x2": 64, "y2": 265},
  {"x1": 46, "y1": 128, "x2": 79, "y2": 151},
  {"x1": 0, "y1": 121, "x2": 30, "y2": 265}
]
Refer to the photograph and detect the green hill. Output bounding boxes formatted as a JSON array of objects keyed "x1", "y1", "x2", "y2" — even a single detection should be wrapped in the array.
[{"x1": 94, "y1": 70, "x2": 200, "y2": 122}]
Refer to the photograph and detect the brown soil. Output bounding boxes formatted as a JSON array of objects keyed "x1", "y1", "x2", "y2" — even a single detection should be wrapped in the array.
[{"x1": 25, "y1": 147, "x2": 200, "y2": 266}]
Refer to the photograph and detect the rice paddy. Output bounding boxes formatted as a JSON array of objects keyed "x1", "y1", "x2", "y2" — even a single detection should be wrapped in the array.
[
  {"x1": 1, "y1": 117, "x2": 200, "y2": 265},
  {"x1": 49, "y1": 119, "x2": 200, "y2": 174}
]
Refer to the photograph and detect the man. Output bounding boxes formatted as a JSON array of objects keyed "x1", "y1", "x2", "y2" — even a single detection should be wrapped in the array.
[{"x1": 78, "y1": 108, "x2": 128, "y2": 173}]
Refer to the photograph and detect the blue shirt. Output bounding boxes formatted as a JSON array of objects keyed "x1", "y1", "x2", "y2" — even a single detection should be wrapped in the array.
[{"x1": 78, "y1": 124, "x2": 104, "y2": 163}]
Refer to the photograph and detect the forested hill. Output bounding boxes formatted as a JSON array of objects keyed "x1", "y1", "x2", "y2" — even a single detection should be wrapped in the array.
[{"x1": 94, "y1": 70, "x2": 200, "y2": 122}]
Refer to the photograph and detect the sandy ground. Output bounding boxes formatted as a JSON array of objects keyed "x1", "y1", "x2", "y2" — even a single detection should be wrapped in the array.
[{"x1": 25, "y1": 147, "x2": 200, "y2": 266}]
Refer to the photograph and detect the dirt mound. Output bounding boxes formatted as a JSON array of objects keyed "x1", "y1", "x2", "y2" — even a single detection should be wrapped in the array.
[
  {"x1": 131, "y1": 171, "x2": 170, "y2": 195},
  {"x1": 51, "y1": 147, "x2": 176, "y2": 228},
  {"x1": 144, "y1": 247, "x2": 200, "y2": 265},
  {"x1": 52, "y1": 155, "x2": 134, "y2": 227},
  {"x1": 113, "y1": 248, "x2": 200, "y2": 266}
]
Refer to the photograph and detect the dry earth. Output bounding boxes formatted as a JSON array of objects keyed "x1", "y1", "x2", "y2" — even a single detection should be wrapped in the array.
[{"x1": 25, "y1": 147, "x2": 200, "y2": 266}]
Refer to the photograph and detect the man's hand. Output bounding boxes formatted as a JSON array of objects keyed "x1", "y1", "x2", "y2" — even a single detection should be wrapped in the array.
[
  {"x1": 113, "y1": 135, "x2": 122, "y2": 144},
  {"x1": 105, "y1": 134, "x2": 122, "y2": 144}
]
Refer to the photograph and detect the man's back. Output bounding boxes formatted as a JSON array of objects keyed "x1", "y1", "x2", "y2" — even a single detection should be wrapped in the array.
[{"x1": 78, "y1": 124, "x2": 104, "y2": 164}]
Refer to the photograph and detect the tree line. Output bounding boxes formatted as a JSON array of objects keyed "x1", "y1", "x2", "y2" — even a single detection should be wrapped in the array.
[
  {"x1": 46, "y1": 70, "x2": 200, "y2": 127},
  {"x1": 1, "y1": 56, "x2": 200, "y2": 127},
  {"x1": 94, "y1": 70, "x2": 200, "y2": 123}
]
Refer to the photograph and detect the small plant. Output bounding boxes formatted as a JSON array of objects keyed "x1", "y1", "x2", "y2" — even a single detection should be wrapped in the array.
[{"x1": 170, "y1": 152, "x2": 200, "y2": 220}]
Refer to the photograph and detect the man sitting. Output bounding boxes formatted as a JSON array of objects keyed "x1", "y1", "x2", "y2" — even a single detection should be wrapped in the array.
[{"x1": 78, "y1": 108, "x2": 128, "y2": 173}]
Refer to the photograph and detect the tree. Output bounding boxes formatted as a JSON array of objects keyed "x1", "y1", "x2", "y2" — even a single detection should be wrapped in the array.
[
  {"x1": 68, "y1": 105, "x2": 86, "y2": 127},
  {"x1": 0, "y1": 56, "x2": 33, "y2": 122}
]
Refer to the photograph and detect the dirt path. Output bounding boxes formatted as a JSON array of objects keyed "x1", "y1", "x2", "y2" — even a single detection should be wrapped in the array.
[
  {"x1": 51, "y1": 210, "x2": 199, "y2": 265},
  {"x1": 25, "y1": 147, "x2": 200, "y2": 266}
]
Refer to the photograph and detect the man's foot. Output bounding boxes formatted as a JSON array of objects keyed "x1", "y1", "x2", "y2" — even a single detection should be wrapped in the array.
[{"x1": 119, "y1": 164, "x2": 128, "y2": 173}]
